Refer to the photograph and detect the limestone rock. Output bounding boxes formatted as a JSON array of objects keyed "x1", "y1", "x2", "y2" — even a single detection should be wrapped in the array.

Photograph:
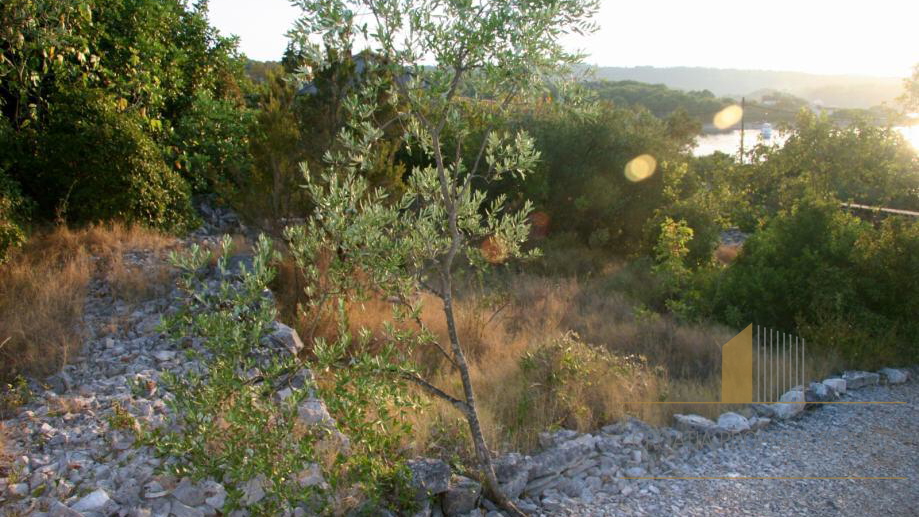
[
  {"x1": 537, "y1": 429, "x2": 579, "y2": 449},
  {"x1": 442, "y1": 475, "x2": 481, "y2": 516},
  {"x1": 172, "y1": 478, "x2": 206, "y2": 507},
  {"x1": 716, "y1": 412, "x2": 750, "y2": 434},
  {"x1": 241, "y1": 474, "x2": 266, "y2": 507},
  {"x1": 673, "y1": 414, "x2": 717, "y2": 434},
  {"x1": 822, "y1": 378, "x2": 846, "y2": 394},
  {"x1": 202, "y1": 481, "x2": 227, "y2": 510},
  {"x1": 878, "y1": 368, "x2": 909, "y2": 385},
  {"x1": 528, "y1": 434, "x2": 598, "y2": 479},
  {"x1": 773, "y1": 390, "x2": 805, "y2": 419},
  {"x1": 71, "y1": 489, "x2": 112, "y2": 512},
  {"x1": 805, "y1": 382, "x2": 839, "y2": 407},
  {"x1": 843, "y1": 371, "x2": 879, "y2": 390},
  {"x1": 492, "y1": 453, "x2": 530, "y2": 500},
  {"x1": 170, "y1": 500, "x2": 205, "y2": 517},
  {"x1": 747, "y1": 416, "x2": 771, "y2": 431},
  {"x1": 259, "y1": 322, "x2": 304, "y2": 358},
  {"x1": 407, "y1": 458, "x2": 451, "y2": 497}
]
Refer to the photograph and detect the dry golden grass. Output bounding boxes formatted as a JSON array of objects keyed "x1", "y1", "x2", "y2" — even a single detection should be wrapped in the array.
[
  {"x1": 0, "y1": 223, "x2": 175, "y2": 382},
  {"x1": 107, "y1": 253, "x2": 173, "y2": 304},
  {"x1": 273, "y1": 259, "x2": 741, "y2": 455},
  {"x1": 273, "y1": 251, "x2": 846, "y2": 457}
]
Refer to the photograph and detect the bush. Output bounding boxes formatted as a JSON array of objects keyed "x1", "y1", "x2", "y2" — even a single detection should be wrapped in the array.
[
  {"x1": 151, "y1": 236, "x2": 416, "y2": 514},
  {"x1": 27, "y1": 90, "x2": 197, "y2": 231},
  {"x1": 707, "y1": 198, "x2": 919, "y2": 367},
  {"x1": 503, "y1": 103, "x2": 691, "y2": 255},
  {"x1": 0, "y1": 169, "x2": 27, "y2": 263},
  {"x1": 171, "y1": 91, "x2": 256, "y2": 195}
]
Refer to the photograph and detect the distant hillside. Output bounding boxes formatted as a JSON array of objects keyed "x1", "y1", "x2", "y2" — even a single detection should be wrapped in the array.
[{"x1": 586, "y1": 66, "x2": 903, "y2": 109}]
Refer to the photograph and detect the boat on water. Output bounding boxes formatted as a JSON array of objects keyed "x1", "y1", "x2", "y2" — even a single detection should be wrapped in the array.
[{"x1": 761, "y1": 123, "x2": 773, "y2": 140}]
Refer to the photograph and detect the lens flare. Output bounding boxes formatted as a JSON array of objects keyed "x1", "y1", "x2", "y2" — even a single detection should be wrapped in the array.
[
  {"x1": 624, "y1": 154, "x2": 657, "y2": 182},
  {"x1": 713, "y1": 105, "x2": 743, "y2": 130}
]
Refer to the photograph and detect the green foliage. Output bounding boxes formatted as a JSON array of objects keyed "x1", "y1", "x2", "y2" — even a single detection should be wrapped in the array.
[
  {"x1": 706, "y1": 199, "x2": 919, "y2": 367},
  {"x1": 246, "y1": 71, "x2": 308, "y2": 220},
  {"x1": 151, "y1": 235, "x2": 415, "y2": 514},
  {"x1": 0, "y1": 165, "x2": 28, "y2": 263},
  {"x1": 171, "y1": 91, "x2": 255, "y2": 194},
  {"x1": 652, "y1": 218, "x2": 693, "y2": 291},
  {"x1": 0, "y1": 375, "x2": 31, "y2": 418},
  {"x1": 27, "y1": 89, "x2": 196, "y2": 230},
  {"x1": 745, "y1": 111, "x2": 919, "y2": 212},
  {"x1": 586, "y1": 80, "x2": 730, "y2": 122},
  {"x1": 1, "y1": 0, "x2": 251, "y2": 229},
  {"x1": 510, "y1": 103, "x2": 692, "y2": 253},
  {"x1": 288, "y1": 0, "x2": 599, "y2": 507}
]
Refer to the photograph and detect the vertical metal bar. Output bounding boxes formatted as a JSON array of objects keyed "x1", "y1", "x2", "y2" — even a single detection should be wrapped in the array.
[{"x1": 757, "y1": 325, "x2": 761, "y2": 402}]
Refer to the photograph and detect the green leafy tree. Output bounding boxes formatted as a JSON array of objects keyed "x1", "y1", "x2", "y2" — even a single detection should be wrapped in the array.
[
  {"x1": 249, "y1": 70, "x2": 305, "y2": 220},
  {"x1": 1, "y1": 0, "x2": 251, "y2": 228},
  {"x1": 744, "y1": 111, "x2": 919, "y2": 214},
  {"x1": 286, "y1": 0, "x2": 599, "y2": 512}
]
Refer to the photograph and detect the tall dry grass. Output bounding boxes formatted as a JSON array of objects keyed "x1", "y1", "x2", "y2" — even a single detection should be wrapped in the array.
[
  {"x1": 0, "y1": 223, "x2": 175, "y2": 382},
  {"x1": 272, "y1": 253, "x2": 759, "y2": 456}
]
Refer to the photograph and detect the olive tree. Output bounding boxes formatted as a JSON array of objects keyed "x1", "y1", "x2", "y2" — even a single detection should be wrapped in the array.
[{"x1": 285, "y1": 0, "x2": 598, "y2": 512}]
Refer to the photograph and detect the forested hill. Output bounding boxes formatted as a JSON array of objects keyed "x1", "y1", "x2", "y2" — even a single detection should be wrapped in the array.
[{"x1": 587, "y1": 66, "x2": 903, "y2": 108}]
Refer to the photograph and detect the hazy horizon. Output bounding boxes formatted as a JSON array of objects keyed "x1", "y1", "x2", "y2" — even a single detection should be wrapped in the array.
[{"x1": 208, "y1": 0, "x2": 918, "y2": 78}]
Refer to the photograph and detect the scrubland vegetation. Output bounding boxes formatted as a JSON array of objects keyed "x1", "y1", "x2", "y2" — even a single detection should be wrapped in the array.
[{"x1": 2, "y1": 0, "x2": 919, "y2": 512}]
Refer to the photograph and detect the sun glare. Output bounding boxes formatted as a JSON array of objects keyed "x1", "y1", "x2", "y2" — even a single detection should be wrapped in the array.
[
  {"x1": 713, "y1": 105, "x2": 744, "y2": 130},
  {"x1": 625, "y1": 154, "x2": 657, "y2": 182}
]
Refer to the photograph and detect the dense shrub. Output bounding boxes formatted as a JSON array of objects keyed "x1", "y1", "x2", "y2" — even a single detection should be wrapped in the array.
[
  {"x1": 154, "y1": 236, "x2": 416, "y2": 514},
  {"x1": 28, "y1": 90, "x2": 196, "y2": 231},
  {"x1": 706, "y1": 198, "x2": 919, "y2": 367},
  {"x1": 171, "y1": 92, "x2": 255, "y2": 195},
  {"x1": 1, "y1": 0, "x2": 250, "y2": 230},
  {"x1": 505, "y1": 103, "x2": 693, "y2": 254}
]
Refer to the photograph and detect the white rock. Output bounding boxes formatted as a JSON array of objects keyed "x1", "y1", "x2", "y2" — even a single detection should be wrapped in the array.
[
  {"x1": 241, "y1": 474, "x2": 266, "y2": 506},
  {"x1": 716, "y1": 412, "x2": 750, "y2": 434},
  {"x1": 624, "y1": 466, "x2": 646, "y2": 478},
  {"x1": 295, "y1": 463, "x2": 325, "y2": 488},
  {"x1": 153, "y1": 350, "x2": 175, "y2": 362},
  {"x1": 71, "y1": 488, "x2": 112, "y2": 512},
  {"x1": 170, "y1": 500, "x2": 205, "y2": 517},
  {"x1": 878, "y1": 368, "x2": 909, "y2": 384},
  {"x1": 843, "y1": 371, "x2": 879, "y2": 390},
  {"x1": 8, "y1": 482, "x2": 29, "y2": 497},
  {"x1": 673, "y1": 414, "x2": 717, "y2": 434},
  {"x1": 773, "y1": 390, "x2": 805, "y2": 419},
  {"x1": 748, "y1": 416, "x2": 771, "y2": 431},
  {"x1": 822, "y1": 378, "x2": 846, "y2": 394},
  {"x1": 203, "y1": 481, "x2": 227, "y2": 510}
]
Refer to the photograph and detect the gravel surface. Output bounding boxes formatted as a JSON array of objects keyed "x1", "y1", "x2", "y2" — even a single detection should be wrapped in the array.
[{"x1": 566, "y1": 378, "x2": 919, "y2": 517}]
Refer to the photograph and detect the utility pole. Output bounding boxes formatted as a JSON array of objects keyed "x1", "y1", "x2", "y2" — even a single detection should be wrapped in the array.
[{"x1": 739, "y1": 96, "x2": 745, "y2": 164}]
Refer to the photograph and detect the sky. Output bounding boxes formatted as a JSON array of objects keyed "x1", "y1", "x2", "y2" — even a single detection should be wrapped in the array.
[{"x1": 207, "y1": 0, "x2": 918, "y2": 78}]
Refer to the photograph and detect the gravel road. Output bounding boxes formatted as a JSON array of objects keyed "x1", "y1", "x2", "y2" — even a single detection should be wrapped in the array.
[{"x1": 567, "y1": 377, "x2": 919, "y2": 516}]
